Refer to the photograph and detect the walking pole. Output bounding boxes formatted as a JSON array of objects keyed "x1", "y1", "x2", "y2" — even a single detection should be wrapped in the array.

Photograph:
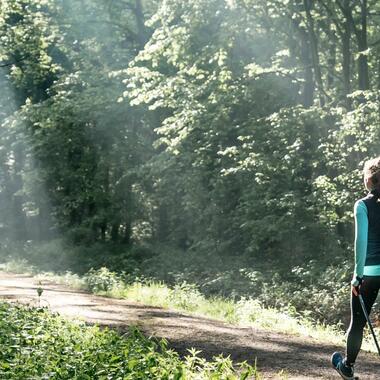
[{"x1": 358, "y1": 292, "x2": 380, "y2": 356}]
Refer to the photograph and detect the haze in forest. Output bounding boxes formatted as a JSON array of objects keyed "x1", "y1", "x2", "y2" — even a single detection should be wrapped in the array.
[{"x1": 0, "y1": 0, "x2": 380, "y2": 327}]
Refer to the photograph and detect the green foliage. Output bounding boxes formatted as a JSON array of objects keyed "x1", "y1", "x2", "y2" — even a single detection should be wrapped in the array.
[
  {"x1": 84, "y1": 267, "x2": 122, "y2": 293},
  {"x1": 0, "y1": 302, "x2": 256, "y2": 379},
  {"x1": 0, "y1": 0, "x2": 157, "y2": 244},
  {"x1": 168, "y1": 282, "x2": 204, "y2": 312},
  {"x1": 2, "y1": 263, "x2": 359, "y2": 349},
  {"x1": 2, "y1": 0, "x2": 380, "y2": 333},
  {"x1": 0, "y1": 239, "x2": 146, "y2": 275},
  {"x1": 2, "y1": 258, "x2": 33, "y2": 274},
  {"x1": 0, "y1": 0, "x2": 61, "y2": 100},
  {"x1": 0, "y1": 0, "x2": 378, "y2": 263},
  {"x1": 0, "y1": 239, "x2": 369, "y2": 326}
]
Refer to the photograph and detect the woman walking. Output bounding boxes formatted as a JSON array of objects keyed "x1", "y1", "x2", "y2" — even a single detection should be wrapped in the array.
[{"x1": 332, "y1": 157, "x2": 380, "y2": 380}]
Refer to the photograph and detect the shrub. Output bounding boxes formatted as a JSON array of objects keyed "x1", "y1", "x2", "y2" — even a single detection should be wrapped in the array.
[
  {"x1": 169, "y1": 282, "x2": 205, "y2": 312},
  {"x1": 83, "y1": 267, "x2": 123, "y2": 293},
  {"x1": 0, "y1": 302, "x2": 257, "y2": 379}
]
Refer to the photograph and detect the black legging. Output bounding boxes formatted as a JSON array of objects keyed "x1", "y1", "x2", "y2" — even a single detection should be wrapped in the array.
[{"x1": 346, "y1": 275, "x2": 380, "y2": 365}]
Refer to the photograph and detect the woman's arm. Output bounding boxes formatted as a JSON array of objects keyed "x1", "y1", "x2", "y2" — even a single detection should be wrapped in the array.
[{"x1": 352, "y1": 200, "x2": 368, "y2": 293}]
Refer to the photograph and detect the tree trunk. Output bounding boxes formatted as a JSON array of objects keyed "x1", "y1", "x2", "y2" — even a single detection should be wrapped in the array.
[
  {"x1": 377, "y1": 50, "x2": 380, "y2": 91},
  {"x1": 341, "y1": 0, "x2": 369, "y2": 92},
  {"x1": 327, "y1": 26, "x2": 336, "y2": 90},
  {"x1": 289, "y1": 1, "x2": 314, "y2": 107},
  {"x1": 111, "y1": 223, "x2": 120, "y2": 242},
  {"x1": 134, "y1": 0, "x2": 149, "y2": 49},
  {"x1": 100, "y1": 222, "x2": 107, "y2": 241},
  {"x1": 123, "y1": 219, "x2": 132, "y2": 245},
  {"x1": 342, "y1": 0, "x2": 351, "y2": 108},
  {"x1": 357, "y1": 0, "x2": 369, "y2": 91},
  {"x1": 12, "y1": 143, "x2": 27, "y2": 241},
  {"x1": 303, "y1": 0, "x2": 325, "y2": 106},
  {"x1": 301, "y1": 34, "x2": 314, "y2": 107}
]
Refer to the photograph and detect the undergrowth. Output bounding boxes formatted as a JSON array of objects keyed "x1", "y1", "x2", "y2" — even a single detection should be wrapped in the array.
[
  {"x1": 0, "y1": 302, "x2": 257, "y2": 379},
  {"x1": 2, "y1": 263, "x2": 347, "y2": 346},
  {"x1": 0, "y1": 240, "x2": 357, "y2": 326},
  {"x1": 1, "y1": 240, "x2": 379, "y2": 354}
]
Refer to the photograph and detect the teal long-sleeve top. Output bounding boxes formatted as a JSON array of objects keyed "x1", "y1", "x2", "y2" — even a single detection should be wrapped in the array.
[{"x1": 354, "y1": 200, "x2": 380, "y2": 277}]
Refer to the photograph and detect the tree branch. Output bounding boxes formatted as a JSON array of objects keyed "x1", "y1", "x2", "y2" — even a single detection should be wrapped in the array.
[
  {"x1": 0, "y1": 54, "x2": 29, "y2": 68},
  {"x1": 0, "y1": 62, "x2": 13, "y2": 68},
  {"x1": 61, "y1": 19, "x2": 140, "y2": 44},
  {"x1": 319, "y1": 0, "x2": 344, "y2": 37},
  {"x1": 336, "y1": 0, "x2": 361, "y2": 40}
]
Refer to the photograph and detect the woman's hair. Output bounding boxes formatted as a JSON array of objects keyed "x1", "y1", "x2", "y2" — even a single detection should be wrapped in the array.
[{"x1": 364, "y1": 157, "x2": 380, "y2": 191}]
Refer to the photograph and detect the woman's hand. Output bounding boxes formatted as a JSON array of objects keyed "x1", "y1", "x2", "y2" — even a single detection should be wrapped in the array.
[
  {"x1": 352, "y1": 284, "x2": 360, "y2": 297},
  {"x1": 351, "y1": 276, "x2": 363, "y2": 297}
]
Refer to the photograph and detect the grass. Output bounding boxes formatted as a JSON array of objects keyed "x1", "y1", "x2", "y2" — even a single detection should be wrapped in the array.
[
  {"x1": 0, "y1": 301, "x2": 257, "y2": 379},
  {"x1": 2, "y1": 260, "x2": 379, "y2": 355},
  {"x1": 276, "y1": 369, "x2": 290, "y2": 379}
]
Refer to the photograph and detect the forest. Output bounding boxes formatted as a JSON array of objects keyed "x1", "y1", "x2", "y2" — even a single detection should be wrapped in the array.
[{"x1": 0, "y1": 0, "x2": 380, "y2": 378}]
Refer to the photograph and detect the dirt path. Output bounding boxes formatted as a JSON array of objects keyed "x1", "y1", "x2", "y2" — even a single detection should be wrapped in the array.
[{"x1": 0, "y1": 272, "x2": 378, "y2": 380}]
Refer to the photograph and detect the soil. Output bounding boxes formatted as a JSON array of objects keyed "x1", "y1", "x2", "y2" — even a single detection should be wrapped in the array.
[{"x1": 0, "y1": 271, "x2": 379, "y2": 379}]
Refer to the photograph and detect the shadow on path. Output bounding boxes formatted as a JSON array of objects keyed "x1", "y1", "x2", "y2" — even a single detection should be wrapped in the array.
[{"x1": 0, "y1": 271, "x2": 378, "y2": 380}]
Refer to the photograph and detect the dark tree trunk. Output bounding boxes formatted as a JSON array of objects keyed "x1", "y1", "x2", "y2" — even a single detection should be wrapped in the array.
[
  {"x1": 340, "y1": 0, "x2": 369, "y2": 93},
  {"x1": 111, "y1": 223, "x2": 119, "y2": 242},
  {"x1": 378, "y1": 50, "x2": 380, "y2": 91},
  {"x1": 327, "y1": 27, "x2": 336, "y2": 90},
  {"x1": 289, "y1": 1, "x2": 314, "y2": 107},
  {"x1": 301, "y1": 34, "x2": 314, "y2": 107},
  {"x1": 357, "y1": 0, "x2": 369, "y2": 91},
  {"x1": 123, "y1": 219, "x2": 132, "y2": 245},
  {"x1": 134, "y1": 0, "x2": 149, "y2": 48},
  {"x1": 12, "y1": 143, "x2": 27, "y2": 241},
  {"x1": 303, "y1": 0, "x2": 325, "y2": 106},
  {"x1": 342, "y1": 0, "x2": 351, "y2": 108},
  {"x1": 100, "y1": 222, "x2": 107, "y2": 241}
]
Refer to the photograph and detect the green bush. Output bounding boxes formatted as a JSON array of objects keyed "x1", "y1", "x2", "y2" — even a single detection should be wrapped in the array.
[
  {"x1": 83, "y1": 267, "x2": 123, "y2": 293},
  {"x1": 0, "y1": 302, "x2": 256, "y2": 379},
  {"x1": 168, "y1": 282, "x2": 205, "y2": 312}
]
